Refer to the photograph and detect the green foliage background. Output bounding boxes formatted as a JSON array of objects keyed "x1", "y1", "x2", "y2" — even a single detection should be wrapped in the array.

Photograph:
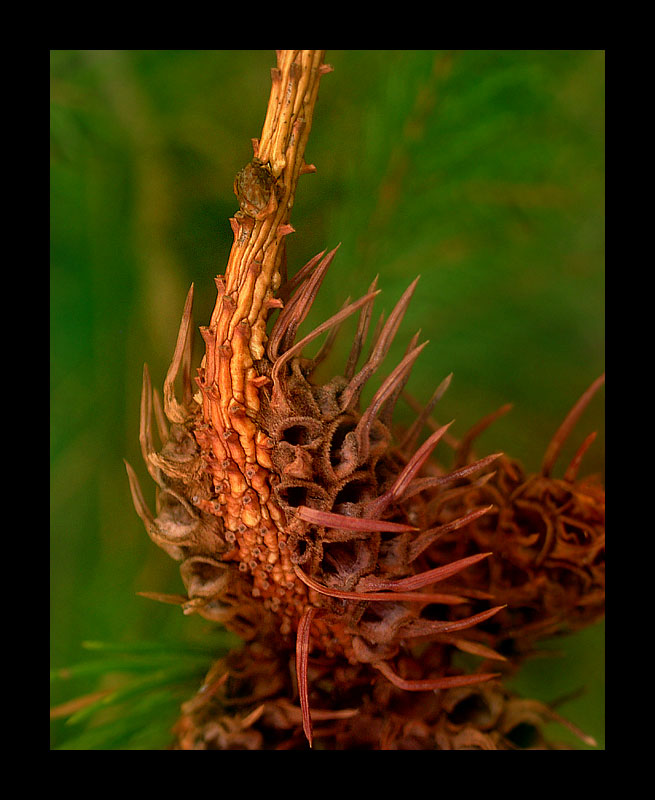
[{"x1": 50, "y1": 50, "x2": 604, "y2": 749}]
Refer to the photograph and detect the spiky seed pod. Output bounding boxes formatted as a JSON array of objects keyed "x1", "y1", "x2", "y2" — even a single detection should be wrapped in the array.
[
  {"x1": 126, "y1": 51, "x2": 604, "y2": 749},
  {"x1": 170, "y1": 640, "x2": 594, "y2": 750},
  {"x1": 412, "y1": 376, "x2": 605, "y2": 660},
  {"x1": 127, "y1": 246, "x2": 511, "y2": 746}
]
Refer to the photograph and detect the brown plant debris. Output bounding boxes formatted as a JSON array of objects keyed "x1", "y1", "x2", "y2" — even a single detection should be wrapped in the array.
[{"x1": 127, "y1": 50, "x2": 604, "y2": 749}]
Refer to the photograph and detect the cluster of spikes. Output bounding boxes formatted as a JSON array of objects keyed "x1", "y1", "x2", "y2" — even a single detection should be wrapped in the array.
[{"x1": 127, "y1": 244, "x2": 604, "y2": 750}]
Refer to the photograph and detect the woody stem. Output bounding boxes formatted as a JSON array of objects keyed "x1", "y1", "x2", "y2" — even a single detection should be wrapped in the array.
[{"x1": 200, "y1": 49, "x2": 329, "y2": 433}]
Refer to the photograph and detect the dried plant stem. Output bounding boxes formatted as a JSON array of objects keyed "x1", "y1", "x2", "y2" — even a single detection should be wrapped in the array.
[
  {"x1": 193, "y1": 50, "x2": 333, "y2": 627},
  {"x1": 208, "y1": 49, "x2": 328, "y2": 365},
  {"x1": 199, "y1": 49, "x2": 330, "y2": 491},
  {"x1": 126, "y1": 52, "x2": 604, "y2": 750}
]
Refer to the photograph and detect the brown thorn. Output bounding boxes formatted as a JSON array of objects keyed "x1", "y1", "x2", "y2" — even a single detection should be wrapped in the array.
[
  {"x1": 353, "y1": 341, "x2": 428, "y2": 463},
  {"x1": 271, "y1": 290, "x2": 381, "y2": 388},
  {"x1": 296, "y1": 606, "x2": 318, "y2": 748},
  {"x1": 389, "y1": 418, "x2": 453, "y2": 497},
  {"x1": 279, "y1": 245, "x2": 341, "y2": 355},
  {"x1": 305, "y1": 296, "x2": 351, "y2": 373},
  {"x1": 139, "y1": 364, "x2": 159, "y2": 483},
  {"x1": 366, "y1": 421, "x2": 454, "y2": 518},
  {"x1": 366, "y1": 311, "x2": 386, "y2": 361},
  {"x1": 403, "y1": 391, "x2": 462, "y2": 451},
  {"x1": 541, "y1": 373, "x2": 605, "y2": 477},
  {"x1": 344, "y1": 275, "x2": 378, "y2": 381},
  {"x1": 403, "y1": 453, "x2": 503, "y2": 499},
  {"x1": 268, "y1": 248, "x2": 334, "y2": 359},
  {"x1": 373, "y1": 661, "x2": 500, "y2": 692},
  {"x1": 543, "y1": 706, "x2": 598, "y2": 747},
  {"x1": 398, "y1": 604, "x2": 506, "y2": 638},
  {"x1": 454, "y1": 403, "x2": 513, "y2": 468},
  {"x1": 563, "y1": 431, "x2": 599, "y2": 482},
  {"x1": 276, "y1": 249, "x2": 326, "y2": 305},
  {"x1": 182, "y1": 292, "x2": 194, "y2": 407},
  {"x1": 365, "y1": 551, "x2": 494, "y2": 593},
  {"x1": 294, "y1": 565, "x2": 475, "y2": 605},
  {"x1": 409, "y1": 505, "x2": 494, "y2": 562},
  {"x1": 124, "y1": 459, "x2": 155, "y2": 528},
  {"x1": 379, "y1": 330, "x2": 422, "y2": 428},
  {"x1": 339, "y1": 276, "x2": 420, "y2": 412},
  {"x1": 399, "y1": 373, "x2": 453, "y2": 452},
  {"x1": 163, "y1": 284, "x2": 194, "y2": 424},
  {"x1": 265, "y1": 297, "x2": 285, "y2": 310},
  {"x1": 438, "y1": 636, "x2": 508, "y2": 662},
  {"x1": 151, "y1": 387, "x2": 169, "y2": 445},
  {"x1": 295, "y1": 505, "x2": 417, "y2": 533},
  {"x1": 136, "y1": 591, "x2": 188, "y2": 607}
]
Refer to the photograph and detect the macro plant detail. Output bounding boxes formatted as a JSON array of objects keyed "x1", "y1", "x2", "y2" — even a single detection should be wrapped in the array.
[
  {"x1": 119, "y1": 51, "x2": 605, "y2": 750},
  {"x1": 50, "y1": 50, "x2": 603, "y2": 750}
]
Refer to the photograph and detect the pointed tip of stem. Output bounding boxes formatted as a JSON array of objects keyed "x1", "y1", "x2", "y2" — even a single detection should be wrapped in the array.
[{"x1": 541, "y1": 373, "x2": 605, "y2": 477}]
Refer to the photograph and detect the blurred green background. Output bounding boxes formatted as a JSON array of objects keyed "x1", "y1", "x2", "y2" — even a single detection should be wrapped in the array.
[{"x1": 50, "y1": 49, "x2": 604, "y2": 749}]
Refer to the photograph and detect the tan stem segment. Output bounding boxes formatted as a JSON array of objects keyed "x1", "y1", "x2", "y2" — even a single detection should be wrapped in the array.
[
  {"x1": 193, "y1": 50, "x2": 330, "y2": 611},
  {"x1": 216, "y1": 52, "x2": 326, "y2": 348},
  {"x1": 203, "y1": 50, "x2": 328, "y2": 420}
]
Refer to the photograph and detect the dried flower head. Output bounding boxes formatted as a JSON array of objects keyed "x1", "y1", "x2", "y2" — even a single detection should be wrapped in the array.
[{"x1": 125, "y1": 50, "x2": 604, "y2": 750}]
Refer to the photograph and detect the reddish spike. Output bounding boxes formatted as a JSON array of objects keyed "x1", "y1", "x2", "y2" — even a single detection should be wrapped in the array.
[
  {"x1": 151, "y1": 387, "x2": 169, "y2": 446},
  {"x1": 418, "y1": 472, "x2": 497, "y2": 526},
  {"x1": 296, "y1": 606, "x2": 317, "y2": 747},
  {"x1": 398, "y1": 604, "x2": 506, "y2": 638},
  {"x1": 402, "y1": 453, "x2": 503, "y2": 500},
  {"x1": 294, "y1": 565, "x2": 471, "y2": 605},
  {"x1": 542, "y1": 707, "x2": 598, "y2": 748},
  {"x1": 372, "y1": 276, "x2": 420, "y2": 357},
  {"x1": 271, "y1": 291, "x2": 381, "y2": 389},
  {"x1": 403, "y1": 392, "x2": 462, "y2": 451},
  {"x1": 454, "y1": 403, "x2": 513, "y2": 468},
  {"x1": 295, "y1": 505, "x2": 417, "y2": 533},
  {"x1": 354, "y1": 342, "x2": 428, "y2": 463},
  {"x1": 359, "y1": 551, "x2": 493, "y2": 593},
  {"x1": 139, "y1": 364, "x2": 159, "y2": 483},
  {"x1": 373, "y1": 661, "x2": 501, "y2": 692},
  {"x1": 305, "y1": 296, "x2": 350, "y2": 373},
  {"x1": 366, "y1": 422, "x2": 454, "y2": 517},
  {"x1": 268, "y1": 250, "x2": 327, "y2": 359},
  {"x1": 277, "y1": 246, "x2": 341, "y2": 356},
  {"x1": 276, "y1": 248, "x2": 325, "y2": 304},
  {"x1": 268, "y1": 251, "x2": 324, "y2": 358},
  {"x1": 541, "y1": 373, "x2": 605, "y2": 477},
  {"x1": 563, "y1": 431, "x2": 599, "y2": 482},
  {"x1": 399, "y1": 373, "x2": 453, "y2": 452},
  {"x1": 273, "y1": 700, "x2": 357, "y2": 725},
  {"x1": 136, "y1": 591, "x2": 188, "y2": 606},
  {"x1": 365, "y1": 311, "x2": 386, "y2": 362},
  {"x1": 163, "y1": 284, "x2": 194, "y2": 424},
  {"x1": 409, "y1": 506, "x2": 494, "y2": 562},
  {"x1": 438, "y1": 635, "x2": 508, "y2": 662},
  {"x1": 379, "y1": 330, "x2": 422, "y2": 428},
  {"x1": 339, "y1": 276, "x2": 420, "y2": 411},
  {"x1": 124, "y1": 459, "x2": 155, "y2": 528},
  {"x1": 344, "y1": 275, "x2": 378, "y2": 381},
  {"x1": 182, "y1": 291, "x2": 194, "y2": 407}
]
